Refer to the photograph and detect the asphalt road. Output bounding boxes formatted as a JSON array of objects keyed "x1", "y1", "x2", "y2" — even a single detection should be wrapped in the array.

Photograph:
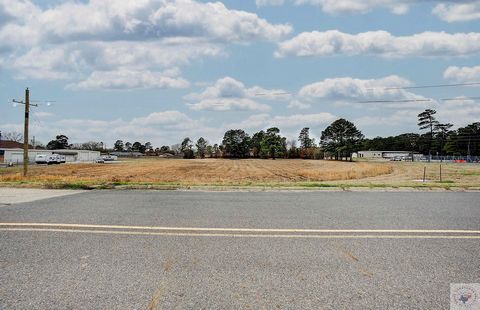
[{"x1": 0, "y1": 190, "x2": 479, "y2": 309}]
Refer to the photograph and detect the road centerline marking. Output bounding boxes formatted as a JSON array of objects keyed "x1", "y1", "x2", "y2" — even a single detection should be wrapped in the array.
[
  {"x1": 0, "y1": 223, "x2": 480, "y2": 239},
  {"x1": 1, "y1": 228, "x2": 480, "y2": 239}
]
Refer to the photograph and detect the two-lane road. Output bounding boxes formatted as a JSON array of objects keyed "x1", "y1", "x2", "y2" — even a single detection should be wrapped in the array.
[{"x1": 1, "y1": 190, "x2": 479, "y2": 309}]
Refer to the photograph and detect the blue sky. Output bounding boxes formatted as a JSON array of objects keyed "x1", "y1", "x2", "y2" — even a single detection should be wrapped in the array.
[{"x1": 1, "y1": 0, "x2": 479, "y2": 147}]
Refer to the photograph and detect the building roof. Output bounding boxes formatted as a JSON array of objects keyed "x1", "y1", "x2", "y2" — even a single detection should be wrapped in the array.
[
  {"x1": 110, "y1": 151, "x2": 144, "y2": 156},
  {"x1": 0, "y1": 140, "x2": 34, "y2": 149},
  {"x1": 0, "y1": 148, "x2": 99, "y2": 153}
]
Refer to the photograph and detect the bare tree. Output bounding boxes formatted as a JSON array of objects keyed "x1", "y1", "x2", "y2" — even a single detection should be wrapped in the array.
[{"x1": 2, "y1": 131, "x2": 23, "y2": 142}]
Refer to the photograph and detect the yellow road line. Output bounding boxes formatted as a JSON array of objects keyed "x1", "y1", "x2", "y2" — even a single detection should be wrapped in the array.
[
  {"x1": 1, "y1": 228, "x2": 480, "y2": 239},
  {"x1": 1, "y1": 223, "x2": 479, "y2": 234}
]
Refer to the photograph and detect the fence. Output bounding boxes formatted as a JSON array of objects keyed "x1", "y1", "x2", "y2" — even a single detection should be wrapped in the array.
[{"x1": 419, "y1": 155, "x2": 480, "y2": 163}]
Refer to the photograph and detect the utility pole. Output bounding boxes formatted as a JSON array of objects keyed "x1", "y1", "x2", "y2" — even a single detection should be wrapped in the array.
[{"x1": 13, "y1": 88, "x2": 37, "y2": 176}]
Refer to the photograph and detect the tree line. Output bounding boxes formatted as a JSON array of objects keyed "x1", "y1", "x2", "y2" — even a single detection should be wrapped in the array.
[
  {"x1": 3, "y1": 109, "x2": 478, "y2": 158},
  {"x1": 362, "y1": 110, "x2": 479, "y2": 157}
]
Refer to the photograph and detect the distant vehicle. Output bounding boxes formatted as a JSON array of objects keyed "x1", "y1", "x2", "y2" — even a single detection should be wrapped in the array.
[
  {"x1": 47, "y1": 154, "x2": 59, "y2": 165},
  {"x1": 58, "y1": 155, "x2": 66, "y2": 163},
  {"x1": 101, "y1": 155, "x2": 117, "y2": 161},
  {"x1": 390, "y1": 156, "x2": 402, "y2": 161},
  {"x1": 95, "y1": 157, "x2": 105, "y2": 163},
  {"x1": 35, "y1": 154, "x2": 48, "y2": 164}
]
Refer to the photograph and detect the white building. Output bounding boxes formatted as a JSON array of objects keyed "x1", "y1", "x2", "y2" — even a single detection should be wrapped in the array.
[
  {"x1": 356, "y1": 150, "x2": 414, "y2": 159},
  {"x1": 0, "y1": 148, "x2": 100, "y2": 164}
]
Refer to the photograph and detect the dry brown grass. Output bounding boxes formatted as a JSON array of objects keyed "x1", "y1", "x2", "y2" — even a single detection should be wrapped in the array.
[
  {"x1": 1, "y1": 158, "x2": 479, "y2": 188},
  {"x1": 340, "y1": 161, "x2": 480, "y2": 187},
  {"x1": 0, "y1": 158, "x2": 393, "y2": 186}
]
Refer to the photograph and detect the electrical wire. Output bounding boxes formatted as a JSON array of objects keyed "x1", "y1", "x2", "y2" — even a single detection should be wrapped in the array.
[{"x1": 366, "y1": 82, "x2": 480, "y2": 91}]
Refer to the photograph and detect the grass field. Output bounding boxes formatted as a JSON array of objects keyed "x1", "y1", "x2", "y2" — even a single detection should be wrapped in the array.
[{"x1": 1, "y1": 158, "x2": 479, "y2": 189}]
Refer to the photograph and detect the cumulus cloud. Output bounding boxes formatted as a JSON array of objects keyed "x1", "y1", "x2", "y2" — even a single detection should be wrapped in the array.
[
  {"x1": 259, "y1": 0, "x2": 479, "y2": 21},
  {"x1": 439, "y1": 97, "x2": 480, "y2": 126},
  {"x1": 185, "y1": 76, "x2": 290, "y2": 111},
  {"x1": 0, "y1": 0, "x2": 292, "y2": 48},
  {"x1": 355, "y1": 110, "x2": 419, "y2": 127},
  {"x1": 1, "y1": 110, "x2": 222, "y2": 146},
  {"x1": 230, "y1": 112, "x2": 336, "y2": 130},
  {"x1": 357, "y1": 97, "x2": 480, "y2": 130},
  {"x1": 9, "y1": 40, "x2": 223, "y2": 81},
  {"x1": 67, "y1": 68, "x2": 190, "y2": 90},
  {"x1": 443, "y1": 65, "x2": 480, "y2": 83},
  {"x1": 433, "y1": 2, "x2": 480, "y2": 22},
  {"x1": 11, "y1": 46, "x2": 82, "y2": 80},
  {"x1": 296, "y1": 75, "x2": 434, "y2": 108},
  {"x1": 275, "y1": 30, "x2": 480, "y2": 58},
  {"x1": 293, "y1": 0, "x2": 409, "y2": 15},
  {"x1": 0, "y1": 0, "x2": 291, "y2": 85}
]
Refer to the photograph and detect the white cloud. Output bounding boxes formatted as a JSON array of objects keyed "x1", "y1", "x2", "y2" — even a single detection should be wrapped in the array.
[
  {"x1": 272, "y1": 112, "x2": 337, "y2": 127},
  {"x1": 0, "y1": 0, "x2": 291, "y2": 85},
  {"x1": 440, "y1": 97, "x2": 480, "y2": 126},
  {"x1": 293, "y1": 0, "x2": 410, "y2": 15},
  {"x1": 129, "y1": 111, "x2": 199, "y2": 130},
  {"x1": 297, "y1": 75, "x2": 434, "y2": 109},
  {"x1": 185, "y1": 76, "x2": 290, "y2": 111},
  {"x1": 256, "y1": 0, "x2": 285, "y2": 7},
  {"x1": 355, "y1": 110, "x2": 419, "y2": 127},
  {"x1": 288, "y1": 99, "x2": 311, "y2": 109},
  {"x1": 189, "y1": 98, "x2": 271, "y2": 111},
  {"x1": 356, "y1": 97, "x2": 480, "y2": 131},
  {"x1": 230, "y1": 112, "x2": 336, "y2": 129},
  {"x1": 1, "y1": 110, "x2": 222, "y2": 146},
  {"x1": 443, "y1": 65, "x2": 480, "y2": 83},
  {"x1": 8, "y1": 40, "x2": 223, "y2": 81},
  {"x1": 433, "y1": 3, "x2": 480, "y2": 22},
  {"x1": 11, "y1": 46, "x2": 82, "y2": 80},
  {"x1": 259, "y1": 0, "x2": 478, "y2": 21},
  {"x1": 275, "y1": 30, "x2": 480, "y2": 58},
  {"x1": 67, "y1": 68, "x2": 190, "y2": 90},
  {"x1": 0, "y1": 0, "x2": 292, "y2": 48}
]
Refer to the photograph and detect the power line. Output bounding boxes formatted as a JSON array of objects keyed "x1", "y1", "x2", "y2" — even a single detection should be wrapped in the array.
[
  {"x1": 358, "y1": 99, "x2": 432, "y2": 103},
  {"x1": 356, "y1": 96, "x2": 480, "y2": 104},
  {"x1": 366, "y1": 81, "x2": 480, "y2": 91},
  {"x1": 440, "y1": 96, "x2": 480, "y2": 101}
]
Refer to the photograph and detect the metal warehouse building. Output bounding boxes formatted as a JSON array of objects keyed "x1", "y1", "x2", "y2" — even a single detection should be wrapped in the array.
[
  {"x1": 356, "y1": 151, "x2": 414, "y2": 159},
  {"x1": 0, "y1": 148, "x2": 100, "y2": 164}
]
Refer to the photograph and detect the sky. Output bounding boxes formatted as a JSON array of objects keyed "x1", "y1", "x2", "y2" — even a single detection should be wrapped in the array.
[{"x1": 0, "y1": 0, "x2": 479, "y2": 148}]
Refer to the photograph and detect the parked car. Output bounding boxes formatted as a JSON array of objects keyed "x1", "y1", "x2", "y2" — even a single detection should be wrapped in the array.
[
  {"x1": 101, "y1": 155, "x2": 117, "y2": 161},
  {"x1": 94, "y1": 157, "x2": 105, "y2": 163},
  {"x1": 58, "y1": 155, "x2": 66, "y2": 163},
  {"x1": 390, "y1": 156, "x2": 402, "y2": 161},
  {"x1": 47, "y1": 154, "x2": 59, "y2": 165},
  {"x1": 35, "y1": 154, "x2": 48, "y2": 164}
]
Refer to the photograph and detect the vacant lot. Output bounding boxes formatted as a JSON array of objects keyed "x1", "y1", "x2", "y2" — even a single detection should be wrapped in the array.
[{"x1": 1, "y1": 158, "x2": 479, "y2": 189}]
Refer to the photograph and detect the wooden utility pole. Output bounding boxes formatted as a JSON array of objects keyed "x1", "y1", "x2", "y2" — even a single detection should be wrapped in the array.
[
  {"x1": 13, "y1": 88, "x2": 37, "y2": 177},
  {"x1": 23, "y1": 88, "x2": 29, "y2": 176}
]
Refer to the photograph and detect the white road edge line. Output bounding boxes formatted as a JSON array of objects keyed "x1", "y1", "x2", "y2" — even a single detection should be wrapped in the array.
[
  {"x1": 0, "y1": 223, "x2": 479, "y2": 234},
  {"x1": 1, "y1": 228, "x2": 480, "y2": 239}
]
